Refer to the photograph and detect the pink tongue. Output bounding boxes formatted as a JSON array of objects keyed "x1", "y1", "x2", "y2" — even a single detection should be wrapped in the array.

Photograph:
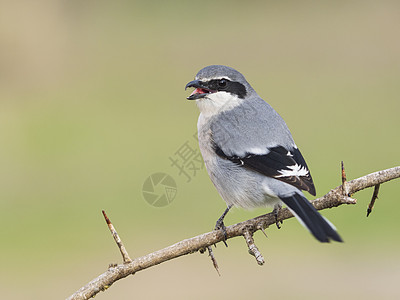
[{"x1": 190, "y1": 88, "x2": 204, "y2": 96}]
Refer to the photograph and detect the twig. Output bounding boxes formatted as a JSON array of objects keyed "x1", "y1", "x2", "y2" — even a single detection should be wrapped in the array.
[
  {"x1": 341, "y1": 161, "x2": 346, "y2": 183},
  {"x1": 243, "y1": 230, "x2": 265, "y2": 265},
  {"x1": 207, "y1": 246, "x2": 220, "y2": 276},
  {"x1": 67, "y1": 166, "x2": 400, "y2": 300},
  {"x1": 367, "y1": 184, "x2": 381, "y2": 217},
  {"x1": 102, "y1": 210, "x2": 132, "y2": 264},
  {"x1": 341, "y1": 161, "x2": 349, "y2": 196}
]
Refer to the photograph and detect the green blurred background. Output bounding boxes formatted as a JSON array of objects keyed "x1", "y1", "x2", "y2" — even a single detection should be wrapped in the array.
[{"x1": 1, "y1": 1, "x2": 399, "y2": 299}]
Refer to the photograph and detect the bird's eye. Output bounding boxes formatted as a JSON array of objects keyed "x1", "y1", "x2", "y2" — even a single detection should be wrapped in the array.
[{"x1": 218, "y1": 79, "x2": 227, "y2": 88}]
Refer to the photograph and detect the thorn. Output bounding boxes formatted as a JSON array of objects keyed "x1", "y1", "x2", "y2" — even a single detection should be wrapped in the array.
[
  {"x1": 367, "y1": 184, "x2": 380, "y2": 217},
  {"x1": 260, "y1": 227, "x2": 268, "y2": 238},
  {"x1": 207, "y1": 246, "x2": 220, "y2": 276}
]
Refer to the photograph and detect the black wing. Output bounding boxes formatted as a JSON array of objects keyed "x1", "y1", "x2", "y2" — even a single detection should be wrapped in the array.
[{"x1": 214, "y1": 144, "x2": 316, "y2": 196}]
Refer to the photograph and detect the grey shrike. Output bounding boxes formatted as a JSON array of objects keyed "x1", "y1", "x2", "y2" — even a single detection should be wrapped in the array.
[{"x1": 185, "y1": 65, "x2": 342, "y2": 243}]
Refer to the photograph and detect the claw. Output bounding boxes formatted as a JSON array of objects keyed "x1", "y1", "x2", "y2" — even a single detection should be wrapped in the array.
[
  {"x1": 215, "y1": 219, "x2": 228, "y2": 247},
  {"x1": 272, "y1": 204, "x2": 283, "y2": 229},
  {"x1": 275, "y1": 219, "x2": 282, "y2": 229},
  {"x1": 214, "y1": 205, "x2": 232, "y2": 247}
]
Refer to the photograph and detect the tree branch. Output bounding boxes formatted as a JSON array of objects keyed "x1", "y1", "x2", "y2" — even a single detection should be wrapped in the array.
[
  {"x1": 67, "y1": 165, "x2": 400, "y2": 300},
  {"x1": 102, "y1": 210, "x2": 132, "y2": 264}
]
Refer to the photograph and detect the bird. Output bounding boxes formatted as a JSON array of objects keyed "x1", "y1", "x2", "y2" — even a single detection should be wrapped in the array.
[{"x1": 185, "y1": 65, "x2": 342, "y2": 243}]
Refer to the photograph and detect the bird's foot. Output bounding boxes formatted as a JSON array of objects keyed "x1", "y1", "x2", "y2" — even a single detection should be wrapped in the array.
[
  {"x1": 272, "y1": 205, "x2": 283, "y2": 229},
  {"x1": 215, "y1": 218, "x2": 228, "y2": 247},
  {"x1": 213, "y1": 205, "x2": 232, "y2": 247}
]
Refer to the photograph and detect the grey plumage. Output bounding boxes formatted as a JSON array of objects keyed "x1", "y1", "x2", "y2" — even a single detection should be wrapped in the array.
[{"x1": 186, "y1": 65, "x2": 342, "y2": 243}]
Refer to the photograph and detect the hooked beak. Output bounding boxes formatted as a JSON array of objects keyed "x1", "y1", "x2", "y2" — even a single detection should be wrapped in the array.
[{"x1": 185, "y1": 80, "x2": 216, "y2": 100}]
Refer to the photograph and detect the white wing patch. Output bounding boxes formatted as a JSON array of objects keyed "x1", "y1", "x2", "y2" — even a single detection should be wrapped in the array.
[
  {"x1": 247, "y1": 147, "x2": 269, "y2": 155},
  {"x1": 275, "y1": 164, "x2": 309, "y2": 177}
]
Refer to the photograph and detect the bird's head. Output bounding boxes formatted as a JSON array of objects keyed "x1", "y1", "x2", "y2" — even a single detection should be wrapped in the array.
[{"x1": 185, "y1": 65, "x2": 254, "y2": 115}]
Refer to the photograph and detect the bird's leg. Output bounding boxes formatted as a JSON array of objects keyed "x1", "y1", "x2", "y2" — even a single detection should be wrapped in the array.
[
  {"x1": 215, "y1": 204, "x2": 233, "y2": 247},
  {"x1": 272, "y1": 203, "x2": 283, "y2": 229}
]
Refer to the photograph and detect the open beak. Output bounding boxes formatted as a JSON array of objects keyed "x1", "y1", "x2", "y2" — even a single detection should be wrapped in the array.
[{"x1": 185, "y1": 80, "x2": 216, "y2": 100}]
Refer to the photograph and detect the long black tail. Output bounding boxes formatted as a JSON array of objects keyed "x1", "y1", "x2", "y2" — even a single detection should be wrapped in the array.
[{"x1": 280, "y1": 193, "x2": 343, "y2": 243}]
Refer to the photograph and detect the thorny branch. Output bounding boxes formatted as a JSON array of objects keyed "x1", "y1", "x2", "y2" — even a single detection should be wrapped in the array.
[{"x1": 67, "y1": 165, "x2": 400, "y2": 300}]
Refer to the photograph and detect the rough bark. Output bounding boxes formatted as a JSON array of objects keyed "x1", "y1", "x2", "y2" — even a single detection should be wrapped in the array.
[{"x1": 67, "y1": 166, "x2": 400, "y2": 300}]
